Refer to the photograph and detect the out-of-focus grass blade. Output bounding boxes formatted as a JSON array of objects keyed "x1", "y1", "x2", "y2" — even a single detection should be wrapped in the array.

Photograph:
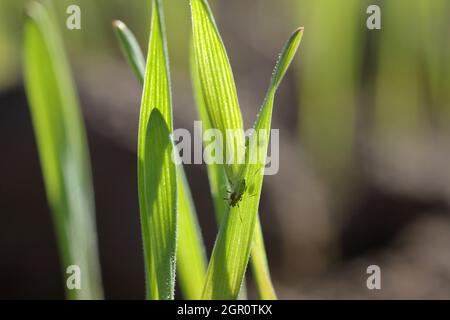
[
  {"x1": 414, "y1": 0, "x2": 450, "y2": 128},
  {"x1": 191, "y1": 45, "x2": 275, "y2": 299},
  {"x1": 0, "y1": 0, "x2": 26, "y2": 88},
  {"x1": 296, "y1": 0, "x2": 361, "y2": 186},
  {"x1": 201, "y1": 28, "x2": 303, "y2": 300},
  {"x1": 373, "y1": 0, "x2": 450, "y2": 139},
  {"x1": 23, "y1": 1, "x2": 103, "y2": 300},
  {"x1": 137, "y1": 0, "x2": 176, "y2": 300},
  {"x1": 113, "y1": 20, "x2": 146, "y2": 84},
  {"x1": 374, "y1": 0, "x2": 427, "y2": 140},
  {"x1": 114, "y1": 20, "x2": 207, "y2": 299},
  {"x1": 191, "y1": 0, "x2": 245, "y2": 183}
]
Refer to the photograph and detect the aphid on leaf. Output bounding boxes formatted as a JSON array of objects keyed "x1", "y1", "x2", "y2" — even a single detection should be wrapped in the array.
[
  {"x1": 224, "y1": 168, "x2": 260, "y2": 208},
  {"x1": 225, "y1": 178, "x2": 247, "y2": 208}
]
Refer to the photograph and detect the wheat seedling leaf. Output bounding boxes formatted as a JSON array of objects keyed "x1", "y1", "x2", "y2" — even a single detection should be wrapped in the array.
[
  {"x1": 191, "y1": 0, "x2": 245, "y2": 184},
  {"x1": 201, "y1": 27, "x2": 304, "y2": 300},
  {"x1": 114, "y1": 19, "x2": 207, "y2": 299},
  {"x1": 137, "y1": 0, "x2": 177, "y2": 300}
]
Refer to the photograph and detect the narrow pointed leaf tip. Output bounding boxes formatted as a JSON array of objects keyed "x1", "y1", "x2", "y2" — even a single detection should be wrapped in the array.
[
  {"x1": 252, "y1": 27, "x2": 304, "y2": 134},
  {"x1": 270, "y1": 27, "x2": 304, "y2": 91},
  {"x1": 113, "y1": 19, "x2": 146, "y2": 83}
]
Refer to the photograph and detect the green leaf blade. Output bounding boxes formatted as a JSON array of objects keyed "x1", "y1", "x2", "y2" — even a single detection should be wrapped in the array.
[
  {"x1": 191, "y1": 0, "x2": 245, "y2": 182},
  {"x1": 23, "y1": 1, "x2": 103, "y2": 300},
  {"x1": 190, "y1": 45, "x2": 228, "y2": 221},
  {"x1": 190, "y1": 3, "x2": 279, "y2": 300},
  {"x1": 176, "y1": 167, "x2": 207, "y2": 299},
  {"x1": 143, "y1": 109, "x2": 178, "y2": 300},
  {"x1": 201, "y1": 28, "x2": 303, "y2": 300},
  {"x1": 137, "y1": 0, "x2": 175, "y2": 300},
  {"x1": 115, "y1": 19, "x2": 207, "y2": 299},
  {"x1": 139, "y1": 0, "x2": 172, "y2": 132},
  {"x1": 251, "y1": 219, "x2": 277, "y2": 300}
]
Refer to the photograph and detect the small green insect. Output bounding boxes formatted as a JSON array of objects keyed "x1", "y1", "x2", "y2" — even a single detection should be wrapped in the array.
[
  {"x1": 224, "y1": 167, "x2": 261, "y2": 208},
  {"x1": 225, "y1": 178, "x2": 247, "y2": 208}
]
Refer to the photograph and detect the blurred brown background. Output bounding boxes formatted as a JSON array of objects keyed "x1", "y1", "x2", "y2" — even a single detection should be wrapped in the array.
[{"x1": 1, "y1": 0, "x2": 450, "y2": 299}]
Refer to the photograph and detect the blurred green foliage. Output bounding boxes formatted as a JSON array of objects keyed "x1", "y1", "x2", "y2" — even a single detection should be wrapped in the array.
[
  {"x1": 23, "y1": 1, "x2": 103, "y2": 299},
  {"x1": 0, "y1": 0, "x2": 26, "y2": 88},
  {"x1": 296, "y1": 0, "x2": 364, "y2": 188},
  {"x1": 375, "y1": 0, "x2": 450, "y2": 137},
  {"x1": 294, "y1": 0, "x2": 450, "y2": 196},
  {"x1": 0, "y1": 0, "x2": 151, "y2": 89}
]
